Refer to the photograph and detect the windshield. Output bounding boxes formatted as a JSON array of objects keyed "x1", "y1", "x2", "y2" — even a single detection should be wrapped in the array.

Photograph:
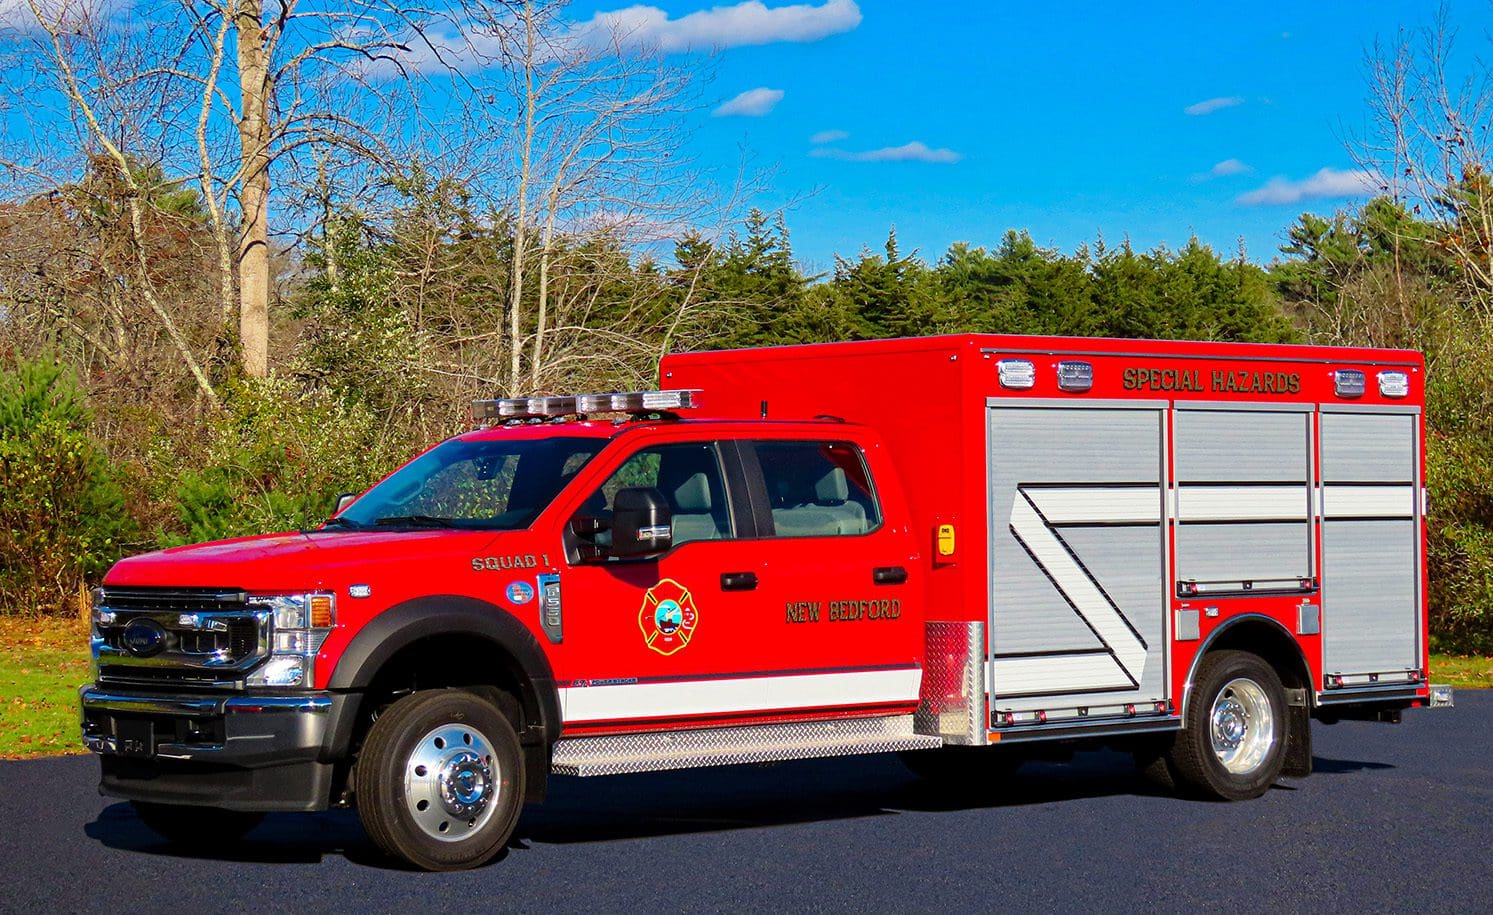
[{"x1": 334, "y1": 435, "x2": 604, "y2": 530}]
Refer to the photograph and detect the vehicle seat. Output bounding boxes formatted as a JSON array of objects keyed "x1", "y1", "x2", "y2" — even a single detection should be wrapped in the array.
[
  {"x1": 770, "y1": 467, "x2": 868, "y2": 536},
  {"x1": 669, "y1": 471, "x2": 724, "y2": 543}
]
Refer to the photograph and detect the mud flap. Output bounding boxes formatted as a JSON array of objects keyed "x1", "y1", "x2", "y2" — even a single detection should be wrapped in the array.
[{"x1": 1282, "y1": 688, "x2": 1312, "y2": 778}]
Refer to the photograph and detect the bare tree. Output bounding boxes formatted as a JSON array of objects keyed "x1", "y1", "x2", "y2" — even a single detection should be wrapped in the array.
[
  {"x1": 5, "y1": 0, "x2": 433, "y2": 381},
  {"x1": 431, "y1": 0, "x2": 716, "y2": 393},
  {"x1": 1357, "y1": 6, "x2": 1493, "y2": 314}
]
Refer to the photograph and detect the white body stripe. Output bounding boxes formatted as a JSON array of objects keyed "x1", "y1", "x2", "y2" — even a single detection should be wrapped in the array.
[
  {"x1": 1009, "y1": 495, "x2": 1149, "y2": 677},
  {"x1": 1321, "y1": 484, "x2": 1416, "y2": 519},
  {"x1": 560, "y1": 668, "x2": 922, "y2": 723},
  {"x1": 1177, "y1": 485, "x2": 1307, "y2": 522},
  {"x1": 1024, "y1": 487, "x2": 1160, "y2": 525}
]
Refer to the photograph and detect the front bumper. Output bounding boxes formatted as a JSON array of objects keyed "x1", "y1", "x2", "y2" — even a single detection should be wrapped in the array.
[{"x1": 80, "y1": 686, "x2": 356, "y2": 812}]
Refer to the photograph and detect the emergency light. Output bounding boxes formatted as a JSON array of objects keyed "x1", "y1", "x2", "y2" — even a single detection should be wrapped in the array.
[{"x1": 473, "y1": 389, "x2": 697, "y2": 421}]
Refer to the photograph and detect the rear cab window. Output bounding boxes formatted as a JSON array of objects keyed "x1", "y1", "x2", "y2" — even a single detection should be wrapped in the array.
[{"x1": 753, "y1": 440, "x2": 881, "y2": 538}]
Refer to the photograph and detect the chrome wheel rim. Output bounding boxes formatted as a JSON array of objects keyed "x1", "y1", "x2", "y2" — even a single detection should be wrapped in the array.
[
  {"x1": 403, "y1": 722, "x2": 499, "y2": 842},
  {"x1": 1209, "y1": 677, "x2": 1275, "y2": 775}
]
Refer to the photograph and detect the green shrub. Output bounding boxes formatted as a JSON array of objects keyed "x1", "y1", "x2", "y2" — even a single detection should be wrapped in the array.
[
  {"x1": 160, "y1": 377, "x2": 412, "y2": 545},
  {"x1": 0, "y1": 357, "x2": 132, "y2": 615},
  {"x1": 1425, "y1": 430, "x2": 1493, "y2": 654}
]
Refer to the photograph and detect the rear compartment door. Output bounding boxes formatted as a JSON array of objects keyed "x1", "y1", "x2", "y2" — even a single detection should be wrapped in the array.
[
  {"x1": 1319, "y1": 407, "x2": 1422, "y2": 685},
  {"x1": 985, "y1": 401, "x2": 1169, "y2": 718}
]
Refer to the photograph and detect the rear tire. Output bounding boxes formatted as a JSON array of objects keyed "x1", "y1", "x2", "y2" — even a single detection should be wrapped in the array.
[
  {"x1": 1170, "y1": 650, "x2": 1286, "y2": 800},
  {"x1": 355, "y1": 689, "x2": 524, "y2": 871},
  {"x1": 131, "y1": 801, "x2": 264, "y2": 846}
]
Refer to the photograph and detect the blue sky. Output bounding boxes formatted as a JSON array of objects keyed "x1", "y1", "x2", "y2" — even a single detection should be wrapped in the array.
[{"x1": 568, "y1": 0, "x2": 1492, "y2": 272}]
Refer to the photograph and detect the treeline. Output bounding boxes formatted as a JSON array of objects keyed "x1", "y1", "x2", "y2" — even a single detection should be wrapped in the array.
[
  {"x1": 1, "y1": 4, "x2": 1491, "y2": 652},
  {"x1": 4, "y1": 172, "x2": 1493, "y2": 652}
]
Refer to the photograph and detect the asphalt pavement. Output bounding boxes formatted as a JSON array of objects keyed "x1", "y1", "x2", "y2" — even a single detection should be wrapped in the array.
[{"x1": 2, "y1": 691, "x2": 1488, "y2": 914}]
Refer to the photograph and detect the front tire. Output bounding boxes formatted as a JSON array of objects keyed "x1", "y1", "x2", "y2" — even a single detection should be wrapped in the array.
[
  {"x1": 1170, "y1": 650, "x2": 1286, "y2": 800},
  {"x1": 355, "y1": 689, "x2": 524, "y2": 871}
]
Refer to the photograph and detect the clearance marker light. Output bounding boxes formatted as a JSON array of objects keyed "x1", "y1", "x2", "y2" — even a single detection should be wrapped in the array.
[
  {"x1": 1056, "y1": 360, "x2": 1094, "y2": 392},
  {"x1": 1378, "y1": 370, "x2": 1410, "y2": 398},
  {"x1": 998, "y1": 359, "x2": 1036, "y2": 389},
  {"x1": 1333, "y1": 369, "x2": 1366, "y2": 398}
]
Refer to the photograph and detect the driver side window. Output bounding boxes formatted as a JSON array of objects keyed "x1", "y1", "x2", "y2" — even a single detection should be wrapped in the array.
[{"x1": 583, "y1": 442, "x2": 733, "y2": 545}]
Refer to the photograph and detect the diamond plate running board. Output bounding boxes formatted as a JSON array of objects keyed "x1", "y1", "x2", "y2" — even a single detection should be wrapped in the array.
[{"x1": 551, "y1": 715, "x2": 943, "y2": 777}]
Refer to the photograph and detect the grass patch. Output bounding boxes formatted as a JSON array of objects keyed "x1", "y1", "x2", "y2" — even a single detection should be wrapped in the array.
[
  {"x1": 1430, "y1": 653, "x2": 1493, "y2": 689},
  {"x1": 0, "y1": 616, "x2": 91, "y2": 759},
  {"x1": 0, "y1": 614, "x2": 1486, "y2": 759}
]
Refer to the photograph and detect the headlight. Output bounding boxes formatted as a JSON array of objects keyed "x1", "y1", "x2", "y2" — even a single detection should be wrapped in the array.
[{"x1": 245, "y1": 593, "x2": 335, "y2": 688}]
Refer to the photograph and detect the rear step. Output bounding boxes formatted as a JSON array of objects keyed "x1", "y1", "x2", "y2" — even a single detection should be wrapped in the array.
[{"x1": 551, "y1": 715, "x2": 943, "y2": 777}]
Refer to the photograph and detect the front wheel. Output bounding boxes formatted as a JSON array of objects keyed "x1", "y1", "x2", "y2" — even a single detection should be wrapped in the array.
[
  {"x1": 1170, "y1": 650, "x2": 1286, "y2": 800},
  {"x1": 354, "y1": 689, "x2": 524, "y2": 871}
]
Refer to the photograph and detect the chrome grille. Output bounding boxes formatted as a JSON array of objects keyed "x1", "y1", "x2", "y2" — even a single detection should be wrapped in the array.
[{"x1": 94, "y1": 587, "x2": 269, "y2": 688}]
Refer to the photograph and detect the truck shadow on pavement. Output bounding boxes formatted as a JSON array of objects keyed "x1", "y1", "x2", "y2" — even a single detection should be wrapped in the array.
[{"x1": 82, "y1": 748, "x2": 1396, "y2": 867}]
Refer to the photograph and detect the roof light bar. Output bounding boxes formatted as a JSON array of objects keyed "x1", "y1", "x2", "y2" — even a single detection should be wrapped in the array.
[{"x1": 472, "y1": 389, "x2": 697, "y2": 422}]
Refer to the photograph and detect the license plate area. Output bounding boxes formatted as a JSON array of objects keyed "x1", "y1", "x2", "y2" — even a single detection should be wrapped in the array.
[{"x1": 114, "y1": 717, "x2": 155, "y2": 758}]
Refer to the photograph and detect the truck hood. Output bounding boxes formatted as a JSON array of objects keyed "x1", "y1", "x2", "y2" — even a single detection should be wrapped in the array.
[{"x1": 104, "y1": 529, "x2": 506, "y2": 591}]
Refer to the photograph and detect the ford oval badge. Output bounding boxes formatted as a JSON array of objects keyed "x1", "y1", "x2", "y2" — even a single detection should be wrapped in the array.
[{"x1": 121, "y1": 618, "x2": 167, "y2": 657}]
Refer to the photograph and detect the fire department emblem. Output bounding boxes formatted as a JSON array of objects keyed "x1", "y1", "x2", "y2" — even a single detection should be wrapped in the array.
[{"x1": 639, "y1": 578, "x2": 698, "y2": 656}]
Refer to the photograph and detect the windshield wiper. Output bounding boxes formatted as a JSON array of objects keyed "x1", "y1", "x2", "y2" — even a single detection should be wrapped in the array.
[
  {"x1": 373, "y1": 514, "x2": 454, "y2": 528},
  {"x1": 318, "y1": 516, "x2": 364, "y2": 531}
]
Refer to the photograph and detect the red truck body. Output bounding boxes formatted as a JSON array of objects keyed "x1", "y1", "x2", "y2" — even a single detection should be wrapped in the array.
[{"x1": 82, "y1": 334, "x2": 1449, "y2": 870}]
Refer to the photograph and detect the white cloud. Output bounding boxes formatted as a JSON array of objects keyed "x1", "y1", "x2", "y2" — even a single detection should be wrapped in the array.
[
  {"x1": 578, "y1": 0, "x2": 862, "y2": 53},
  {"x1": 1236, "y1": 167, "x2": 1381, "y2": 206},
  {"x1": 810, "y1": 141, "x2": 962, "y2": 164},
  {"x1": 713, "y1": 87, "x2": 784, "y2": 117},
  {"x1": 810, "y1": 129, "x2": 848, "y2": 144},
  {"x1": 1185, "y1": 96, "x2": 1245, "y2": 116},
  {"x1": 1210, "y1": 158, "x2": 1252, "y2": 177}
]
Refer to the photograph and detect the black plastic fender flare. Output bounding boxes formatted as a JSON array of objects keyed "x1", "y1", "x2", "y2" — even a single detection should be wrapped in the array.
[{"x1": 327, "y1": 595, "x2": 562, "y2": 747}]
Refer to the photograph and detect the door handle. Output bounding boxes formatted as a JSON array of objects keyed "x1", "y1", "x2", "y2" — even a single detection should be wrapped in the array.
[
  {"x1": 721, "y1": 571, "x2": 758, "y2": 591},
  {"x1": 873, "y1": 566, "x2": 908, "y2": 585}
]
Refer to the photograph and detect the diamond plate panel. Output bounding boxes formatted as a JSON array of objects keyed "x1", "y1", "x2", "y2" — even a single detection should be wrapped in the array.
[
  {"x1": 550, "y1": 715, "x2": 942, "y2": 777},
  {"x1": 913, "y1": 621, "x2": 986, "y2": 746}
]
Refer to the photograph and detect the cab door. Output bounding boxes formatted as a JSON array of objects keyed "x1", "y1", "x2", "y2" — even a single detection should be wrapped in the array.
[
  {"x1": 554, "y1": 437, "x2": 773, "y2": 732},
  {"x1": 731, "y1": 438, "x2": 924, "y2": 717}
]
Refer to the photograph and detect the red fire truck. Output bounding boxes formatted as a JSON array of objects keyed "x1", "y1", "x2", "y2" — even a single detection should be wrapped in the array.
[{"x1": 81, "y1": 334, "x2": 1452, "y2": 870}]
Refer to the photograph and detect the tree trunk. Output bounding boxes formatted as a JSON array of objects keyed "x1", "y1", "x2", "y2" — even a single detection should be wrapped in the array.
[
  {"x1": 236, "y1": 0, "x2": 271, "y2": 378},
  {"x1": 507, "y1": 1, "x2": 538, "y2": 393}
]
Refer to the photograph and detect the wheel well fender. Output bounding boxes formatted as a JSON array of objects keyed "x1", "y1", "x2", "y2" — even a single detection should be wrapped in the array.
[
  {"x1": 1180, "y1": 613, "x2": 1313, "y2": 719},
  {"x1": 327, "y1": 595, "x2": 561, "y2": 747}
]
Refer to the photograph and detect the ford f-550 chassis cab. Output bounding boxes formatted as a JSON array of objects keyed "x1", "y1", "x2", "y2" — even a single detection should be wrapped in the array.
[{"x1": 81, "y1": 334, "x2": 1452, "y2": 870}]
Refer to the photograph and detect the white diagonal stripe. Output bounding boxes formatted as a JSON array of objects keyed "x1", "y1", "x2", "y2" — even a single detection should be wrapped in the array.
[
  {"x1": 991, "y1": 654, "x2": 1135, "y2": 695},
  {"x1": 1010, "y1": 495, "x2": 1148, "y2": 677}
]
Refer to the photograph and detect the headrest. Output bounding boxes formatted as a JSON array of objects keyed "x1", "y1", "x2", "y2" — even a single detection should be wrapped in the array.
[
  {"x1": 673, "y1": 472, "x2": 713, "y2": 512},
  {"x1": 814, "y1": 467, "x2": 849, "y2": 503}
]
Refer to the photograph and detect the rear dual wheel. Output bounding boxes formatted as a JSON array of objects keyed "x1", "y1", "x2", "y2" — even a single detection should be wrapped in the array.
[
  {"x1": 355, "y1": 689, "x2": 524, "y2": 871},
  {"x1": 1168, "y1": 650, "x2": 1287, "y2": 800}
]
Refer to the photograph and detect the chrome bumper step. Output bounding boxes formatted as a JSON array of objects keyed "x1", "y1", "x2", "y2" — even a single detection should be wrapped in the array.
[{"x1": 551, "y1": 714, "x2": 943, "y2": 777}]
